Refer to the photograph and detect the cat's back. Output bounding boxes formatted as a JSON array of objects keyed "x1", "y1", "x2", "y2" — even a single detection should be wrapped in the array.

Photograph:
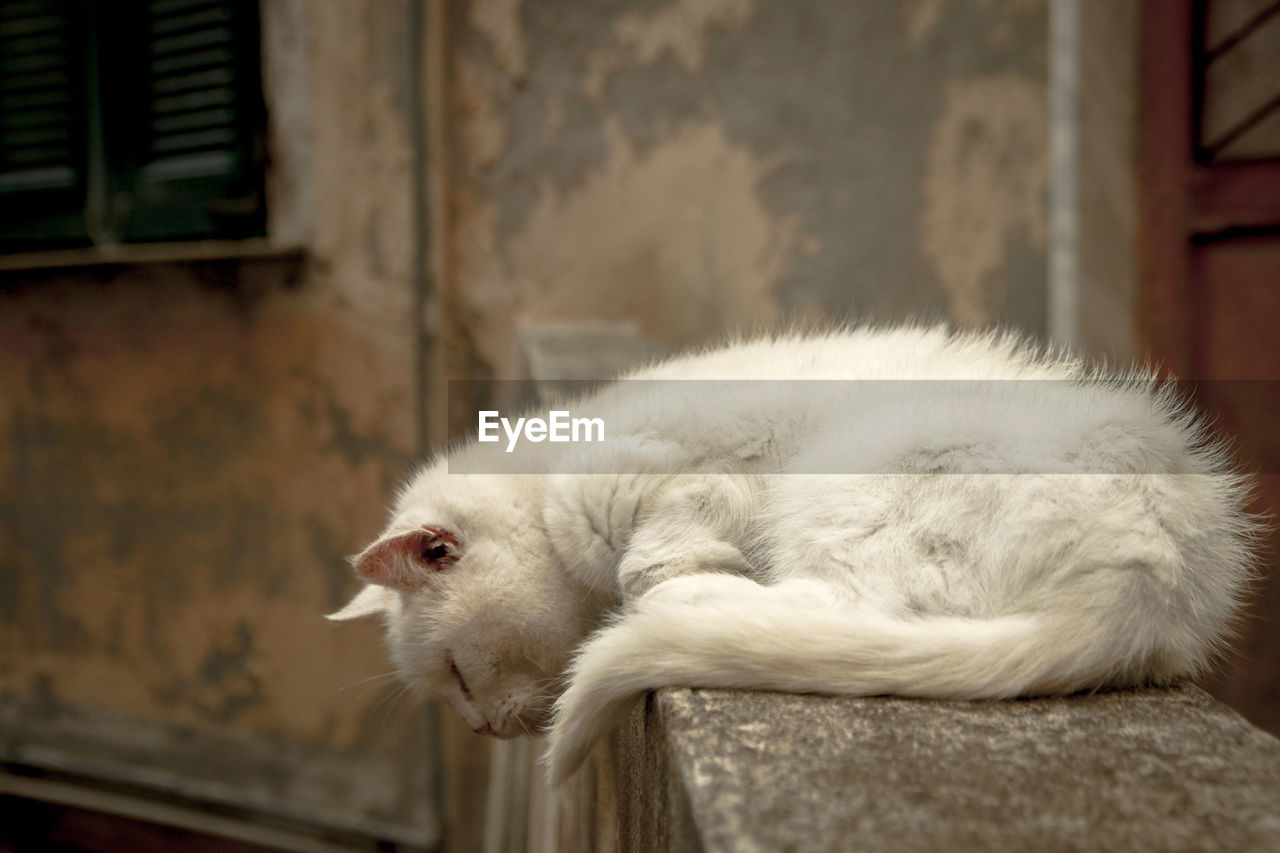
[
  {"x1": 532, "y1": 327, "x2": 1089, "y2": 477},
  {"x1": 621, "y1": 325, "x2": 1082, "y2": 382}
]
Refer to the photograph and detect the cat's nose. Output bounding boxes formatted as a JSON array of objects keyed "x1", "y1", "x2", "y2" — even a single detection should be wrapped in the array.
[{"x1": 472, "y1": 721, "x2": 494, "y2": 735}]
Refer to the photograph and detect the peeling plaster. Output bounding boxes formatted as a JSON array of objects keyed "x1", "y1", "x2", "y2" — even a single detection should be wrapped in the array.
[
  {"x1": 449, "y1": 0, "x2": 1050, "y2": 357},
  {"x1": 308, "y1": 0, "x2": 415, "y2": 310},
  {"x1": 470, "y1": 0, "x2": 527, "y2": 82},
  {"x1": 921, "y1": 72, "x2": 1047, "y2": 328},
  {"x1": 905, "y1": 0, "x2": 1045, "y2": 45},
  {"x1": 453, "y1": 117, "x2": 806, "y2": 375},
  {"x1": 904, "y1": 0, "x2": 948, "y2": 43},
  {"x1": 457, "y1": 55, "x2": 511, "y2": 172},
  {"x1": 981, "y1": 0, "x2": 1045, "y2": 44},
  {"x1": 0, "y1": 293, "x2": 414, "y2": 745},
  {"x1": 582, "y1": 0, "x2": 755, "y2": 100},
  {"x1": 542, "y1": 93, "x2": 567, "y2": 144}
]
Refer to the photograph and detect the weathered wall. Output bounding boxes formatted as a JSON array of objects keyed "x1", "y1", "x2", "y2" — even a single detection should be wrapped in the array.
[
  {"x1": 444, "y1": 0, "x2": 1050, "y2": 384},
  {"x1": 0, "y1": 0, "x2": 436, "y2": 843}
]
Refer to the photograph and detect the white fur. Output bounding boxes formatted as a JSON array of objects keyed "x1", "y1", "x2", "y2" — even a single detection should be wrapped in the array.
[
  {"x1": 328, "y1": 326, "x2": 1259, "y2": 786},
  {"x1": 325, "y1": 583, "x2": 396, "y2": 621}
]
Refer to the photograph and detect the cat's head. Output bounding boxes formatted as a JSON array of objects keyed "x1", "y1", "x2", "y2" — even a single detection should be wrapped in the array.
[{"x1": 327, "y1": 470, "x2": 605, "y2": 738}]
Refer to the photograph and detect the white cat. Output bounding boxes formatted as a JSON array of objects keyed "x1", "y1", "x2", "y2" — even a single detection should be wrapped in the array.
[{"x1": 327, "y1": 326, "x2": 1258, "y2": 784}]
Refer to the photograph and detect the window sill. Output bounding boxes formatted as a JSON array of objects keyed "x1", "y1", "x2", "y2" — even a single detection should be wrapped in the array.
[{"x1": 0, "y1": 239, "x2": 306, "y2": 273}]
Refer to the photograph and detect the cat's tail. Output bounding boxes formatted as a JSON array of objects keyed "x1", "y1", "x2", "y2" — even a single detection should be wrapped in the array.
[{"x1": 543, "y1": 575, "x2": 1197, "y2": 785}]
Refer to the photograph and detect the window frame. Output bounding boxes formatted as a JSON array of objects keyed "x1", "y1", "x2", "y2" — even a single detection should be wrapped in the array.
[{"x1": 0, "y1": 0, "x2": 268, "y2": 253}]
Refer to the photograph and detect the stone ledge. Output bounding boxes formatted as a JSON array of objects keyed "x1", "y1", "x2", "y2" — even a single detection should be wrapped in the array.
[{"x1": 609, "y1": 685, "x2": 1280, "y2": 852}]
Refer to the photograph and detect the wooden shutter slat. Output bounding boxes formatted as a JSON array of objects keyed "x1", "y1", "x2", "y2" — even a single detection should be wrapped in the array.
[
  {"x1": 0, "y1": 0, "x2": 88, "y2": 247},
  {"x1": 114, "y1": 0, "x2": 265, "y2": 241}
]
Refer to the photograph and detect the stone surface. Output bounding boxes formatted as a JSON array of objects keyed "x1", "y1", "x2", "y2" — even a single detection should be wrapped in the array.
[{"x1": 616, "y1": 685, "x2": 1280, "y2": 852}]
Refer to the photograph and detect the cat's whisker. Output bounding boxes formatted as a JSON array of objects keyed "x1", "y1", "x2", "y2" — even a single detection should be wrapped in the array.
[
  {"x1": 336, "y1": 671, "x2": 398, "y2": 692},
  {"x1": 522, "y1": 650, "x2": 552, "y2": 675},
  {"x1": 360, "y1": 681, "x2": 413, "y2": 728},
  {"x1": 533, "y1": 672, "x2": 572, "y2": 692},
  {"x1": 378, "y1": 683, "x2": 412, "y2": 727}
]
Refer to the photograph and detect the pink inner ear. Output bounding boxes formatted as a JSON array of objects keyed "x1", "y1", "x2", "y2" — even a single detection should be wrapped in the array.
[{"x1": 354, "y1": 526, "x2": 460, "y2": 590}]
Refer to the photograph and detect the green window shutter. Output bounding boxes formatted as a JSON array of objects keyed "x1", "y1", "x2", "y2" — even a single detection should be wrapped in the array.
[
  {"x1": 0, "y1": 0, "x2": 91, "y2": 248},
  {"x1": 104, "y1": 0, "x2": 266, "y2": 242}
]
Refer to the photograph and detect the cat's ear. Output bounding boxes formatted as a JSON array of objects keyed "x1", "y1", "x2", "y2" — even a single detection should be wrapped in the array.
[
  {"x1": 326, "y1": 584, "x2": 393, "y2": 621},
  {"x1": 351, "y1": 525, "x2": 462, "y2": 590}
]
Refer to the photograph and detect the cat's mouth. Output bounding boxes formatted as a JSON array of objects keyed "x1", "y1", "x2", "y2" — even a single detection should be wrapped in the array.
[{"x1": 443, "y1": 650, "x2": 557, "y2": 737}]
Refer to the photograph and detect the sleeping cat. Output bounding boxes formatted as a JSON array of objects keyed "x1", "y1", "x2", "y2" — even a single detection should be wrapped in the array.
[{"x1": 327, "y1": 326, "x2": 1258, "y2": 784}]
